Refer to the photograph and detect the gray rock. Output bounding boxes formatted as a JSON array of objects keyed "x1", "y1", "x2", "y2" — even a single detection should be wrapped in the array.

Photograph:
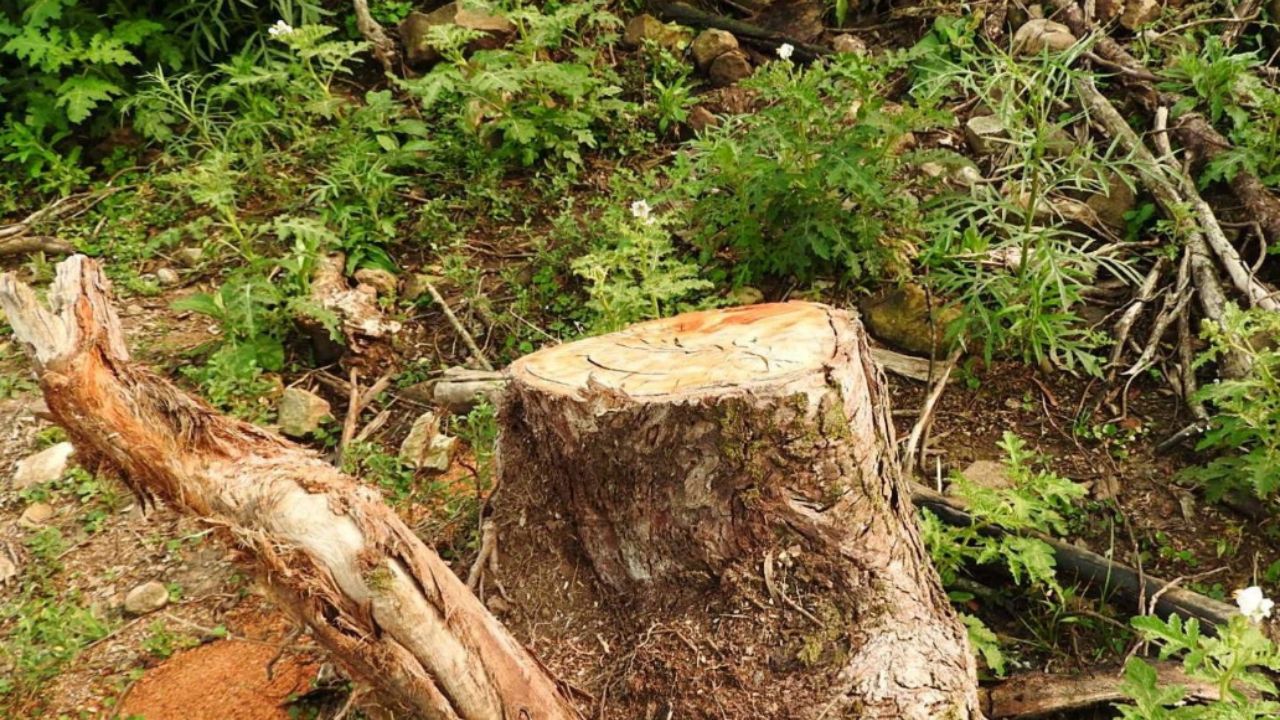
[
  {"x1": 1013, "y1": 19, "x2": 1077, "y2": 55},
  {"x1": 691, "y1": 29, "x2": 738, "y2": 69},
  {"x1": 402, "y1": 273, "x2": 436, "y2": 303},
  {"x1": 420, "y1": 435, "x2": 458, "y2": 473},
  {"x1": 19, "y1": 502, "x2": 55, "y2": 528},
  {"x1": 954, "y1": 460, "x2": 1013, "y2": 492},
  {"x1": 354, "y1": 267, "x2": 398, "y2": 298},
  {"x1": 831, "y1": 34, "x2": 868, "y2": 55},
  {"x1": 1086, "y1": 172, "x2": 1137, "y2": 229},
  {"x1": 400, "y1": 2, "x2": 516, "y2": 66},
  {"x1": 277, "y1": 388, "x2": 331, "y2": 438},
  {"x1": 155, "y1": 267, "x2": 180, "y2": 286},
  {"x1": 727, "y1": 286, "x2": 764, "y2": 306},
  {"x1": 124, "y1": 580, "x2": 170, "y2": 616},
  {"x1": 964, "y1": 115, "x2": 1009, "y2": 155},
  {"x1": 1121, "y1": 0, "x2": 1160, "y2": 29},
  {"x1": 860, "y1": 284, "x2": 960, "y2": 357},
  {"x1": 12, "y1": 441, "x2": 74, "y2": 490},
  {"x1": 708, "y1": 49, "x2": 753, "y2": 87},
  {"x1": 400, "y1": 412, "x2": 441, "y2": 468},
  {"x1": 172, "y1": 246, "x2": 203, "y2": 268},
  {"x1": 622, "y1": 14, "x2": 692, "y2": 51}
]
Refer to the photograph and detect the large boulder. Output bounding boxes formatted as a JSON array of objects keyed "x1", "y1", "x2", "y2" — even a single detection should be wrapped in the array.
[{"x1": 399, "y1": 2, "x2": 516, "y2": 66}]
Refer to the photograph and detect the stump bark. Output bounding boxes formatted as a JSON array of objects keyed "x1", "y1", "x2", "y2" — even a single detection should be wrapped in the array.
[
  {"x1": 0, "y1": 257, "x2": 576, "y2": 720},
  {"x1": 499, "y1": 302, "x2": 980, "y2": 719}
]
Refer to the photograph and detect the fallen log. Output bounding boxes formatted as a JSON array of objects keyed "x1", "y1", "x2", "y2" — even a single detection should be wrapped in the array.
[
  {"x1": 980, "y1": 661, "x2": 1239, "y2": 718},
  {"x1": 498, "y1": 302, "x2": 981, "y2": 718},
  {"x1": 0, "y1": 256, "x2": 576, "y2": 720}
]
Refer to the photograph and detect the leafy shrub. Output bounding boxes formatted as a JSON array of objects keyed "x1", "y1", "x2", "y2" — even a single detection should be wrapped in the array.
[
  {"x1": 668, "y1": 51, "x2": 944, "y2": 283},
  {"x1": 1119, "y1": 610, "x2": 1280, "y2": 718},
  {"x1": 402, "y1": 0, "x2": 636, "y2": 169},
  {"x1": 570, "y1": 200, "x2": 714, "y2": 332},
  {"x1": 1183, "y1": 305, "x2": 1280, "y2": 502}
]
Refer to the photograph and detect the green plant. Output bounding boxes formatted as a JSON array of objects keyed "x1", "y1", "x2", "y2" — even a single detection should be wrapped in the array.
[
  {"x1": 402, "y1": 0, "x2": 635, "y2": 169},
  {"x1": 1182, "y1": 305, "x2": 1280, "y2": 501},
  {"x1": 921, "y1": 432, "x2": 1088, "y2": 675},
  {"x1": 669, "y1": 50, "x2": 943, "y2": 283},
  {"x1": 140, "y1": 621, "x2": 199, "y2": 659},
  {"x1": 1118, "y1": 599, "x2": 1280, "y2": 718},
  {"x1": 569, "y1": 200, "x2": 714, "y2": 332},
  {"x1": 1161, "y1": 38, "x2": 1280, "y2": 188}
]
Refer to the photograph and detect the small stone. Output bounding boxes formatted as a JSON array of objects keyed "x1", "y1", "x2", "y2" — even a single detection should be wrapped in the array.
[
  {"x1": 1086, "y1": 172, "x2": 1137, "y2": 228},
  {"x1": 402, "y1": 273, "x2": 436, "y2": 303},
  {"x1": 399, "y1": 2, "x2": 516, "y2": 66},
  {"x1": 400, "y1": 412, "x2": 442, "y2": 468},
  {"x1": 691, "y1": 29, "x2": 739, "y2": 69},
  {"x1": 277, "y1": 388, "x2": 331, "y2": 438},
  {"x1": 19, "y1": 502, "x2": 55, "y2": 528},
  {"x1": 1121, "y1": 0, "x2": 1160, "y2": 29},
  {"x1": 354, "y1": 268, "x2": 399, "y2": 298},
  {"x1": 0, "y1": 554, "x2": 16, "y2": 585},
  {"x1": 622, "y1": 14, "x2": 692, "y2": 51},
  {"x1": 687, "y1": 106, "x2": 719, "y2": 133},
  {"x1": 124, "y1": 304, "x2": 144, "y2": 317},
  {"x1": 964, "y1": 115, "x2": 1009, "y2": 155},
  {"x1": 1096, "y1": 0, "x2": 1125, "y2": 22},
  {"x1": 172, "y1": 247, "x2": 203, "y2": 268},
  {"x1": 957, "y1": 460, "x2": 1014, "y2": 492},
  {"x1": 421, "y1": 435, "x2": 459, "y2": 473},
  {"x1": 124, "y1": 581, "x2": 170, "y2": 616},
  {"x1": 860, "y1": 284, "x2": 960, "y2": 357},
  {"x1": 708, "y1": 49, "x2": 753, "y2": 87},
  {"x1": 727, "y1": 286, "x2": 765, "y2": 305},
  {"x1": 1013, "y1": 19, "x2": 1077, "y2": 55},
  {"x1": 954, "y1": 166, "x2": 984, "y2": 187},
  {"x1": 155, "y1": 267, "x2": 180, "y2": 286},
  {"x1": 831, "y1": 34, "x2": 867, "y2": 55},
  {"x1": 485, "y1": 595, "x2": 512, "y2": 614},
  {"x1": 12, "y1": 442, "x2": 74, "y2": 490}
]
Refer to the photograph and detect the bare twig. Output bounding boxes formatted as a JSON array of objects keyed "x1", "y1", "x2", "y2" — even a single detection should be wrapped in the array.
[
  {"x1": 424, "y1": 280, "x2": 495, "y2": 371},
  {"x1": 903, "y1": 346, "x2": 963, "y2": 478}
]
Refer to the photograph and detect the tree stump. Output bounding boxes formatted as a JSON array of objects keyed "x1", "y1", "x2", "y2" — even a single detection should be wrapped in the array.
[{"x1": 499, "y1": 302, "x2": 980, "y2": 718}]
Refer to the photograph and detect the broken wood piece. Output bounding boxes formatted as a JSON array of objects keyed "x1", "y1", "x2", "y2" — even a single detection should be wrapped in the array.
[
  {"x1": 980, "y1": 661, "x2": 1239, "y2": 717},
  {"x1": 0, "y1": 256, "x2": 575, "y2": 720},
  {"x1": 422, "y1": 280, "x2": 494, "y2": 371},
  {"x1": 306, "y1": 254, "x2": 401, "y2": 368},
  {"x1": 499, "y1": 302, "x2": 981, "y2": 718}
]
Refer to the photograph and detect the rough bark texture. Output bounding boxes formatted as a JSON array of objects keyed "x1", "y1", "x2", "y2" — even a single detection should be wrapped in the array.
[
  {"x1": 498, "y1": 303, "x2": 980, "y2": 719},
  {"x1": 0, "y1": 257, "x2": 576, "y2": 720}
]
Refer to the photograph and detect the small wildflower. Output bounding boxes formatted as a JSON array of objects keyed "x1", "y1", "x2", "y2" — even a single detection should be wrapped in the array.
[
  {"x1": 630, "y1": 199, "x2": 655, "y2": 225},
  {"x1": 1235, "y1": 586, "x2": 1274, "y2": 623},
  {"x1": 777, "y1": 43, "x2": 794, "y2": 61},
  {"x1": 268, "y1": 19, "x2": 295, "y2": 38}
]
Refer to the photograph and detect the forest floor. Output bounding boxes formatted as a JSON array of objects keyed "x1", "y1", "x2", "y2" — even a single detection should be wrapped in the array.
[{"x1": 2, "y1": 0, "x2": 1279, "y2": 718}]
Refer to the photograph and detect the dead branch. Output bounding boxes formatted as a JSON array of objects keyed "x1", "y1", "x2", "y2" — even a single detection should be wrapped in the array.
[
  {"x1": 352, "y1": 0, "x2": 402, "y2": 76},
  {"x1": 903, "y1": 345, "x2": 963, "y2": 478},
  {"x1": 980, "y1": 662, "x2": 1240, "y2": 718},
  {"x1": 650, "y1": 0, "x2": 830, "y2": 61},
  {"x1": 0, "y1": 256, "x2": 577, "y2": 720},
  {"x1": 423, "y1": 280, "x2": 495, "y2": 372}
]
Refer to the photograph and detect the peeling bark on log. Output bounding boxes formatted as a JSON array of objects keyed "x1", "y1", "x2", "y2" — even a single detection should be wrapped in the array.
[
  {"x1": 498, "y1": 302, "x2": 981, "y2": 719},
  {"x1": 0, "y1": 256, "x2": 577, "y2": 720},
  {"x1": 304, "y1": 253, "x2": 401, "y2": 369}
]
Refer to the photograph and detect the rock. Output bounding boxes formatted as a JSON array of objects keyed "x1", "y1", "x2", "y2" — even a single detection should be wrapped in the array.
[
  {"x1": 0, "y1": 554, "x2": 16, "y2": 586},
  {"x1": 1013, "y1": 19, "x2": 1077, "y2": 55},
  {"x1": 1121, "y1": 0, "x2": 1160, "y2": 29},
  {"x1": 485, "y1": 595, "x2": 512, "y2": 615},
  {"x1": 432, "y1": 367, "x2": 507, "y2": 412},
  {"x1": 277, "y1": 388, "x2": 331, "y2": 438},
  {"x1": 687, "y1": 106, "x2": 719, "y2": 133},
  {"x1": 622, "y1": 14, "x2": 692, "y2": 51},
  {"x1": 124, "y1": 581, "x2": 170, "y2": 616},
  {"x1": 954, "y1": 460, "x2": 1014, "y2": 492},
  {"x1": 399, "y1": 2, "x2": 516, "y2": 66},
  {"x1": 859, "y1": 284, "x2": 960, "y2": 357},
  {"x1": 402, "y1": 273, "x2": 437, "y2": 303},
  {"x1": 172, "y1": 246, "x2": 203, "y2": 268},
  {"x1": 1096, "y1": 0, "x2": 1125, "y2": 22},
  {"x1": 708, "y1": 49, "x2": 753, "y2": 87},
  {"x1": 728, "y1": 286, "x2": 765, "y2": 305},
  {"x1": 831, "y1": 34, "x2": 868, "y2": 55},
  {"x1": 19, "y1": 502, "x2": 55, "y2": 528},
  {"x1": 12, "y1": 441, "x2": 75, "y2": 490},
  {"x1": 399, "y1": 410, "x2": 459, "y2": 471},
  {"x1": 155, "y1": 267, "x2": 180, "y2": 286},
  {"x1": 354, "y1": 267, "x2": 399, "y2": 298},
  {"x1": 124, "y1": 303, "x2": 144, "y2": 317},
  {"x1": 691, "y1": 29, "x2": 739, "y2": 69},
  {"x1": 1086, "y1": 172, "x2": 1137, "y2": 228},
  {"x1": 964, "y1": 115, "x2": 1009, "y2": 155}
]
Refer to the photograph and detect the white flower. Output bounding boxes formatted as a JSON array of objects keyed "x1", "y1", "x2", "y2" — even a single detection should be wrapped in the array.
[
  {"x1": 1235, "y1": 586, "x2": 1274, "y2": 623},
  {"x1": 777, "y1": 43, "x2": 794, "y2": 61},
  {"x1": 268, "y1": 19, "x2": 295, "y2": 38},
  {"x1": 630, "y1": 199, "x2": 655, "y2": 225}
]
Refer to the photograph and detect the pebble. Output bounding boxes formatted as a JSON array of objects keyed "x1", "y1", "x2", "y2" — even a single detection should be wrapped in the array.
[{"x1": 124, "y1": 580, "x2": 170, "y2": 615}]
